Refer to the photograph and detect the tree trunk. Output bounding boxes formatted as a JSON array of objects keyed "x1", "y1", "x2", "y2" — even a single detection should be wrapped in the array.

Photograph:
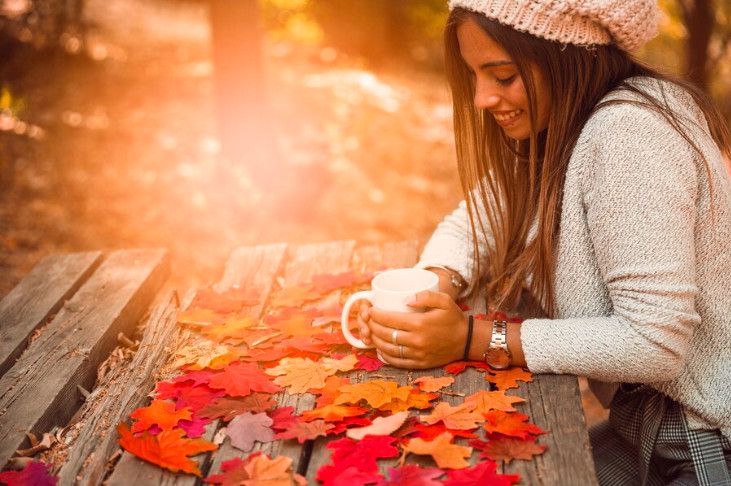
[
  {"x1": 209, "y1": 0, "x2": 275, "y2": 185},
  {"x1": 681, "y1": 0, "x2": 714, "y2": 90}
]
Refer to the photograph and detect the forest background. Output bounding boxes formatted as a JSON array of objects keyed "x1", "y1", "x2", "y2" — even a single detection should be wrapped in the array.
[{"x1": 1, "y1": 1, "x2": 730, "y2": 421}]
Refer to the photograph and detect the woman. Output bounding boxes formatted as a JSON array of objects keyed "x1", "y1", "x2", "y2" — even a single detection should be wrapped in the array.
[{"x1": 357, "y1": 1, "x2": 731, "y2": 484}]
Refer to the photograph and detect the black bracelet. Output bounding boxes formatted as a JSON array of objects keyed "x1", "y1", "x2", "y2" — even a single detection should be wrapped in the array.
[{"x1": 463, "y1": 314, "x2": 474, "y2": 361}]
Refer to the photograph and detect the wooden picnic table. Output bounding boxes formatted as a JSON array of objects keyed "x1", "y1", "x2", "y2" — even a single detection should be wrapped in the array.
[{"x1": 0, "y1": 241, "x2": 598, "y2": 485}]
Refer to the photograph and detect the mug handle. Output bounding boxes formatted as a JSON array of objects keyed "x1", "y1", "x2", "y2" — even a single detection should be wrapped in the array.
[{"x1": 341, "y1": 290, "x2": 374, "y2": 349}]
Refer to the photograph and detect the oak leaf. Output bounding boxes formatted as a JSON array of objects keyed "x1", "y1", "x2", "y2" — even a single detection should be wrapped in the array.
[
  {"x1": 482, "y1": 410, "x2": 544, "y2": 439},
  {"x1": 264, "y1": 357, "x2": 334, "y2": 393},
  {"x1": 208, "y1": 362, "x2": 281, "y2": 396},
  {"x1": 413, "y1": 376, "x2": 455, "y2": 392},
  {"x1": 400, "y1": 432, "x2": 472, "y2": 469},
  {"x1": 130, "y1": 400, "x2": 192, "y2": 434},
  {"x1": 420, "y1": 402, "x2": 482, "y2": 430},
  {"x1": 464, "y1": 390, "x2": 524, "y2": 413},
  {"x1": 334, "y1": 380, "x2": 411, "y2": 408},
  {"x1": 117, "y1": 423, "x2": 216, "y2": 476},
  {"x1": 345, "y1": 411, "x2": 409, "y2": 440},
  {"x1": 485, "y1": 367, "x2": 533, "y2": 390},
  {"x1": 226, "y1": 412, "x2": 274, "y2": 452}
]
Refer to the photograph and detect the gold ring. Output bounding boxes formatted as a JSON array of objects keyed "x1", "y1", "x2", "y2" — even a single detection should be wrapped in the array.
[
  {"x1": 391, "y1": 329, "x2": 399, "y2": 345},
  {"x1": 399, "y1": 345, "x2": 404, "y2": 359}
]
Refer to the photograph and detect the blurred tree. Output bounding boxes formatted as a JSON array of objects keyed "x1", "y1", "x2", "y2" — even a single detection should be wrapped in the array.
[{"x1": 208, "y1": 0, "x2": 277, "y2": 187}]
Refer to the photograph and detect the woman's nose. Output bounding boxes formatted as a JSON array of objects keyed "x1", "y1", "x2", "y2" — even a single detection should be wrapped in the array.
[{"x1": 474, "y1": 81, "x2": 501, "y2": 110}]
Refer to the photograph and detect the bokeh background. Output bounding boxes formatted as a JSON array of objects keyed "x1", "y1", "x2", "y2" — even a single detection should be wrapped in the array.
[{"x1": 1, "y1": 0, "x2": 729, "y2": 378}]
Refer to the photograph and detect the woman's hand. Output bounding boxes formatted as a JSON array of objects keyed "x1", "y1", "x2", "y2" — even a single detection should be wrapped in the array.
[
  {"x1": 366, "y1": 290, "x2": 467, "y2": 369},
  {"x1": 356, "y1": 300, "x2": 374, "y2": 346}
]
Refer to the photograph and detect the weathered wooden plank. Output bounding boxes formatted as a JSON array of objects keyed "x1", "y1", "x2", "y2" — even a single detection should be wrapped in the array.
[
  {"x1": 105, "y1": 243, "x2": 288, "y2": 486},
  {"x1": 0, "y1": 251, "x2": 102, "y2": 378},
  {"x1": 305, "y1": 240, "x2": 422, "y2": 481},
  {"x1": 205, "y1": 240, "x2": 357, "y2": 478},
  {"x1": 57, "y1": 290, "x2": 185, "y2": 486},
  {"x1": 0, "y1": 249, "x2": 169, "y2": 468},
  {"x1": 505, "y1": 375, "x2": 598, "y2": 485}
]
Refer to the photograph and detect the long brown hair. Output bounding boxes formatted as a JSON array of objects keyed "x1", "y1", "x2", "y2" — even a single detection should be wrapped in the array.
[{"x1": 444, "y1": 8, "x2": 731, "y2": 317}]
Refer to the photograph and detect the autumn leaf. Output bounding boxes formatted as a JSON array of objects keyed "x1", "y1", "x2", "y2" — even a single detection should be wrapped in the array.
[
  {"x1": 130, "y1": 400, "x2": 192, "y2": 434},
  {"x1": 346, "y1": 411, "x2": 409, "y2": 440},
  {"x1": 240, "y1": 346, "x2": 290, "y2": 363},
  {"x1": 172, "y1": 342, "x2": 233, "y2": 370},
  {"x1": 201, "y1": 315, "x2": 257, "y2": 343},
  {"x1": 270, "y1": 284, "x2": 321, "y2": 308},
  {"x1": 464, "y1": 390, "x2": 524, "y2": 413},
  {"x1": 177, "y1": 417, "x2": 210, "y2": 439},
  {"x1": 199, "y1": 394, "x2": 277, "y2": 422},
  {"x1": 0, "y1": 461, "x2": 58, "y2": 486},
  {"x1": 400, "y1": 432, "x2": 472, "y2": 469},
  {"x1": 208, "y1": 362, "x2": 281, "y2": 396},
  {"x1": 355, "y1": 352, "x2": 384, "y2": 371},
  {"x1": 444, "y1": 360, "x2": 491, "y2": 375},
  {"x1": 155, "y1": 382, "x2": 225, "y2": 413},
  {"x1": 317, "y1": 466, "x2": 383, "y2": 486},
  {"x1": 177, "y1": 308, "x2": 226, "y2": 327},
  {"x1": 117, "y1": 423, "x2": 216, "y2": 476},
  {"x1": 274, "y1": 419, "x2": 334, "y2": 443},
  {"x1": 309, "y1": 375, "x2": 350, "y2": 407},
  {"x1": 420, "y1": 402, "x2": 482, "y2": 430},
  {"x1": 301, "y1": 404, "x2": 369, "y2": 423},
  {"x1": 326, "y1": 416, "x2": 373, "y2": 436},
  {"x1": 381, "y1": 464, "x2": 444, "y2": 486},
  {"x1": 379, "y1": 389, "x2": 439, "y2": 413},
  {"x1": 190, "y1": 287, "x2": 260, "y2": 313},
  {"x1": 205, "y1": 453, "x2": 306, "y2": 486},
  {"x1": 321, "y1": 354, "x2": 358, "y2": 373},
  {"x1": 265, "y1": 357, "x2": 334, "y2": 393},
  {"x1": 398, "y1": 420, "x2": 478, "y2": 441},
  {"x1": 413, "y1": 376, "x2": 455, "y2": 392},
  {"x1": 310, "y1": 270, "x2": 373, "y2": 294},
  {"x1": 269, "y1": 312, "x2": 321, "y2": 338},
  {"x1": 316, "y1": 436, "x2": 399, "y2": 481},
  {"x1": 482, "y1": 410, "x2": 544, "y2": 439},
  {"x1": 171, "y1": 370, "x2": 215, "y2": 387},
  {"x1": 226, "y1": 412, "x2": 274, "y2": 452},
  {"x1": 485, "y1": 367, "x2": 533, "y2": 390},
  {"x1": 268, "y1": 406, "x2": 299, "y2": 431},
  {"x1": 442, "y1": 460, "x2": 520, "y2": 486},
  {"x1": 473, "y1": 436, "x2": 547, "y2": 464},
  {"x1": 334, "y1": 380, "x2": 412, "y2": 408}
]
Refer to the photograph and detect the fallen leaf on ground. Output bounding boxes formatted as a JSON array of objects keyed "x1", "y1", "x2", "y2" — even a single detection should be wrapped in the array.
[
  {"x1": 346, "y1": 411, "x2": 409, "y2": 440},
  {"x1": 198, "y1": 394, "x2": 277, "y2": 422},
  {"x1": 265, "y1": 357, "x2": 335, "y2": 393},
  {"x1": 381, "y1": 464, "x2": 443, "y2": 486},
  {"x1": 485, "y1": 367, "x2": 533, "y2": 390},
  {"x1": 482, "y1": 410, "x2": 544, "y2": 439},
  {"x1": 205, "y1": 453, "x2": 306, "y2": 486},
  {"x1": 208, "y1": 362, "x2": 281, "y2": 396},
  {"x1": 400, "y1": 432, "x2": 472, "y2": 469},
  {"x1": 117, "y1": 423, "x2": 216, "y2": 476},
  {"x1": 473, "y1": 436, "x2": 547, "y2": 464},
  {"x1": 270, "y1": 285, "x2": 321, "y2": 308},
  {"x1": 301, "y1": 404, "x2": 369, "y2": 423},
  {"x1": 334, "y1": 380, "x2": 412, "y2": 408},
  {"x1": 309, "y1": 375, "x2": 351, "y2": 407},
  {"x1": 0, "y1": 460, "x2": 58, "y2": 486},
  {"x1": 420, "y1": 402, "x2": 482, "y2": 430},
  {"x1": 444, "y1": 361, "x2": 491, "y2": 375},
  {"x1": 413, "y1": 376, "x2": 455, "y2": 392},
  {"x1": 321, "y1": 354, "x2": 358, "y2": 373},
  {"x1": 378, "y1": 389, "x2": 439, "y2": 413},
  {"x1": 464, "y1": 390, "x2": 524, "y2": 413},
  {"x1": 316, "y1": 436, "x2": 399, "y2": 481},
  {"x1": 226, "y1": 412, "x2": 274, "y2": 452},
  {"x1": 355, "y1": 352, "x2": 384, "y2": 371},
  {"x1": 274, "y1": 420, "x2": 334, "y2": 443},
  {"x1": 190, "y1": 287, "x2": 260, "y2": 313},
  {"x1": 442, "y1": 459, "x2": 520, "y2": 486},
  {"x1": 130, "y1": 400, "x2": 192, "y2": 433}
]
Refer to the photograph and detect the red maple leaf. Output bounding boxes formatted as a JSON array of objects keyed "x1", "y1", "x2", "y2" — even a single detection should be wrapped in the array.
[
  {"x1": 207, "y1": 362, "x2": 281, "y2": 396},
  {"x1": 442, "y1": 460, "x2": 520, "y2": 486},
  {"x1": 326, "y1": 417, "x2": 373, "y2": 435},
  {"x1": 198, "y1": 394, "x2": 277, "y2": 422},
  {"x1": 318, "y1": 466, "x2": 382, "y2": 486},
  {"x1": 355, "y1": 352, "x2": 384, "y2": 371},
  {"x1": 381, "y1": 465, "x2": 444, "y2": 485},
  {"x1": 268, "y1": 406, "x2": 299, "y2": 431},
  {"x1": 155, "y1": 382, "x2": 225, "y2": 413},
  {"x1": 482, "y1": 410, "x2": 545, "y2": 439},
  {"x1": 130, "y1": 400, "x2": 192, "y2": 433},
  {"x1": 398, "y1": 420, "x2": 478, "y2": 441},
  {"x1": 444, "y1": 360, "x2": 491, "y2": 375},
  {"x1": 171, "y1": 370, "x2": 216, "y2": 387},
  {"x1": 0, "y1": 461, "x2": 57, "y2": 486},
  {"x1": 320, "y1": 436, "x2": 399, "y2": 475}
]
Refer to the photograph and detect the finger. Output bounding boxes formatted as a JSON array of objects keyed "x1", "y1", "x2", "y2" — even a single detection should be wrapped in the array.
[
  {"x1": 368, "y1": 308, "x2": 419, "y2": 331},
  {"x1": 369, "y1": 319, "x2": 416, "y2": 348},
  {"x1": 374, "y1": 342, "x2": 422, "y2": 369},
  {"x1": 406, "y1": 290, "x2": 452, "y2": 310},
  {"x1": 358, "y1": 302, "x2": 371, "y2": 322}
]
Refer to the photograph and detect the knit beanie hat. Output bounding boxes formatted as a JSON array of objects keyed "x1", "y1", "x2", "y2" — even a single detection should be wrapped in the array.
[{"x1": 448, "y1": 0, "x2": 660, "y2": 52}]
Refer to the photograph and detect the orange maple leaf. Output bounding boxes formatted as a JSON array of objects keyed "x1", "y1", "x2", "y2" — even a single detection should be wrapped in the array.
[
  {"x1": 485, "y1": 367, "x2": 533, "y2": 390},
  {"x1": 310, "y1": 375, "x2": 351, "y2": 407},
  {"x1": 420, "y1": 402, "x2": 483, "y2": 430},
  {"x1": 117, "y1": 423, "x2": 216, "y2": 476},
  {"x1": 205, "y1": 453, "x2": 306, "y2": 486},
  {"x1": 413, "y1": 376, "x2": 455, "y2": 393},
  {"x1": 270, "y1": 285, "x2": 322, "y2": 308},
  {"x1": 208, "y1": 362, "x2": 281, "y2": 396},
  {"x1": 400, "y1": 432, "x2": 472, "y2": 469},
  {"x1": 201, "y1": 315, "x2": 256, "y2": 343},
  {"x1": 274, "y1": 420, "x2": 334, "y2": 443},
  {"x1": 130, "y1": 400, "x2": 192, "y2": 433},
  {"x1": 320, "y1": 354, "x2": 358, "y2": 374},
  {"x1": 464, "y1": 390, "x2": 524, "y2": 414},
  {"x1": 479, "y1": 436, "x2": 547, "y2": 464},
  {"x1": 334, "y1": 380, "x2": 412, "y2": 409},
  {"x1": 177, "y1": 308, "x2": 226, "y2": 327},
  {"x1": 269, "y1": 313, "x2": 321, "y2": 338},
  {"x1": 378, "y1": 389, "x2": 439, "y2": 413},
  {"x1": 483, "y1": 410, "x2": 545, "y2": 439},
  {"x1": 264, "y1": 357, "x2": 334, "y2": 394},
  {"x1": 300, "y1": 404, "x2": 369, "y2": 423}
]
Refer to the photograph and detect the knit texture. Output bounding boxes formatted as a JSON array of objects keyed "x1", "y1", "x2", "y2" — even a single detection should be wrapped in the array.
[
  {"x1": 417, "y1": 77, "x2": 731, "y2": 439},
  {"x1": 448, "y1": 0, "x2": 660, "y2": 51}
]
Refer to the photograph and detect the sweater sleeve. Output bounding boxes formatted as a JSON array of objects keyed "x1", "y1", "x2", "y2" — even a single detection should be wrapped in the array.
[
  {"x1": 521, "y1": 103, "x2": 702, "y2": 384},
  {"x1": 415, "y1": 195, "x2": 494, "y2": 299}
]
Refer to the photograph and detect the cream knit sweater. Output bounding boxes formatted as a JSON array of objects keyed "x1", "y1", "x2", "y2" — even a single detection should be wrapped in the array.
[{"x1": 416, "y1": 77, "x2": 731, "y2": 438}]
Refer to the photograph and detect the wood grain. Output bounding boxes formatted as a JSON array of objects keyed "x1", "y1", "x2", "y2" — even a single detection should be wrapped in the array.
[
  {"x1": 0, "y1": 251, "x2": 102, "y2": 378},
  {"x1": 0, "y1": 249, "x2": 168, "y2": 468},
  {"x1": 105, "y1": 243, "x2": 287, "y2": 486}
]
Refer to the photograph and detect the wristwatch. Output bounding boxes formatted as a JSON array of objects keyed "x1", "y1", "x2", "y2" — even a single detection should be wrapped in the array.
[
  {"x1": 426, "y1": 265, "x2": 466, "y2": 292},
  {"x1": 483, "y1": 319, "x2": 511, "y2": 370}
]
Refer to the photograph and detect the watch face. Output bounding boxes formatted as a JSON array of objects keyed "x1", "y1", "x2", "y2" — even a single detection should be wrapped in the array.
[{"x1": 485, "y1": 347, "x2": 511, "y2": 370}]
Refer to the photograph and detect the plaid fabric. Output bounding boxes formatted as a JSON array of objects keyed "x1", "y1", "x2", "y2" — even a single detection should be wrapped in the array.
[{"x1": 590, "y1": 384, "x2": 731, "y2": 486}]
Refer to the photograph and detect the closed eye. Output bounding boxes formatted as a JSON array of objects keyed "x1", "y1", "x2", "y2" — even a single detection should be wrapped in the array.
[{"x1": 496, "y1": 74, "x2": 517, "y2": 86}]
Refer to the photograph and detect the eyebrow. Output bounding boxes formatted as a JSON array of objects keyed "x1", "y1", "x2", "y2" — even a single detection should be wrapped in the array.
[{"x1": 480, "y1": 60, "x2": 514, "y2": 68}]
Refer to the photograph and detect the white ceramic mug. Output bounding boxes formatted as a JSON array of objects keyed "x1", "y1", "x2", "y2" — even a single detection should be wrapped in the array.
[{"x1": 340, "y1": 267, "x2": 439, "y2": 349}]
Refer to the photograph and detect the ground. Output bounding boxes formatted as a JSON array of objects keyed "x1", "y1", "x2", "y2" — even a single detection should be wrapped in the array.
[{"x1": 0, "y1": 0, "x2": 607, "y2": 425}]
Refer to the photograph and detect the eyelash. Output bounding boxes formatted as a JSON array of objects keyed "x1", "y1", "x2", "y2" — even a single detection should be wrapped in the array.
[{"x1": 496, "y1": 75, "x2": 517, "y2": 86}]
